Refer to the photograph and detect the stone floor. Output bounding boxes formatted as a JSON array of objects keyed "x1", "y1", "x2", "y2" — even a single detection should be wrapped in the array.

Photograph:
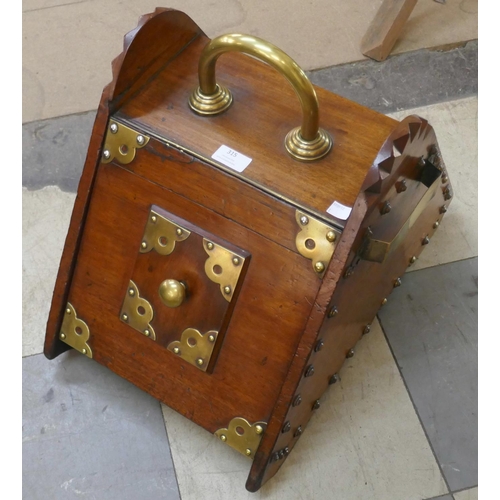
[{"x1": 23, "y1": 2, "x2": 478, "y2": 499}]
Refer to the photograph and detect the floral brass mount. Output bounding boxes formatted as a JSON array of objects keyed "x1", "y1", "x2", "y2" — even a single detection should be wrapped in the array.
[
  {"x1": 167, "y1": 328, "x2": 218, "y2": 372},
  {"x1": 203, "y1": 239, "x2": 246, "y2": 302},
  {"x1": 295, "y1": 210, "x2": 341, "y2": 278},
  {"x1": 215, "y1": 417, "x2": 267, "y2": 459},
  {"x1": 59, "y1": 303, "x2": 92, "y2": 358},
  {"x1": 101, "y1": 119, "x2": 149, "y2": 165},
  {"x1": 120, "y1": 280, "x2": 156, "y2": 340},
  {"x1": 140, "y1": 210, "x2": 191, "y2": 255}
]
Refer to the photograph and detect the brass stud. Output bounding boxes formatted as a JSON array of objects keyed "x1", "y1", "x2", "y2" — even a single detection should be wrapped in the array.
[
  {"x1": 103, "y1": 150, "x2": 111, "y2": 159},
  {"x1": 418, "y1": 157, "x2": 426, "y2": 167},
  {"x1": 304, "y1": 365, "x2": 315, "y2": 377},
  {"x1": 292, "y1": 394, "x2": 302, "y2": 407},
  {"x1": 60, "y1": 333, "x2": 66, "y2": 340},
  {"x1": 66, "y1": 308, "x2": 71, "y2": 314},
  {"x1": 144, "y1": 329, "x2": 150, "y2": 337},
  {"x1": 328, "y1": 306, "x2": 338, "y2": 318},
  {"x1": 82, "y1": 348, "x2": 87, "y2": 355},
  {"x1": 380, "y1": 201, "x2": 392, "y2": 215},
  {"x1": 312, "y1": 399, "x2": 321, "y2": 410},
  {"x1": 136, "y1": 135, "x2": 145, "y2": 145},
  {"x1": 122, "y1": 313, "x2": 128, "y2": 322},
  {"x1": 128, "y1": 288, "x2": 135, "y2": 296},
  {"x1": 141, "y1": 241, "x2": 147, "y2": 249},
  {"x1": 329, "y1": 373, "x2": 340, "y2": 385},
  {"x1": 346, "y1": 348, "x2": 355, "y2": 358},
  {"x1": 440, "y1": 205, "x2": 448, "y2": 214},
  {"x1": 433, "y1": 221, "x2": 440, "y2": 229},
  {"x1": 326, "y1": 230, "x2": 336, "y2": 242},
  {"x1": 410, "y1": 255, "x2": 417, "y2": 264},
  {"x1": 443, "y1": 187, "x2": 452, "y2": 200},
  {"x1": 381, "y1": 298, "x2": 388, "y2": 306},
  {"x1": 245, "y1": 448, "x2": 252, "y2": 456},
  {"x1": 396, "y1": 179, "x2": 407, "y2": 193},
  {"x1": 294, "y1": 426, "x2": 303, "y2": 437},
  {"x1": 208, "y1": 334, "x2": 216, "y2": 343},
  {"x1": 173, "y1": 347, "x2": 180, "y2": 355},
  {"x1": 255, "y1": 425, "x2": 264, "y2": 435},
  {"x1": 151, "y1": 215, "x2": 157, "y2": 223},
  {"x1": 220, "y1": 434, "x2": 227, "y2": 442},
  {"x1": 300, "y1": 215, "x2": 309, "y2": 225},
  {"x1": 223, "y1": 286, "x2": 231, "y2": 295},
  {"x1": 314, "y1": 339, "x2": 324, "y2": 352},
  {"x1": 441, "y1": 174, "x2": 448, "y2": 183},
  {"x1": 393, "y1": 278, "x2": 402, "y2": 287},
  {"x1": 207, "y1": 242, "x2": 214, "y2": 250},
  {"x1": 232, "y1": 257, "x2": 240, "y2": 266},
  {"x1": 422, "y1": 236, "x2": 430, "y2": 245},
  {"x1": 283, "y1": 446, "x2": 290, "y2": 456},
  {"x1": 363, "y1": 325, "x2": 371, "y2": 335},
  {"x1": 110, "y1": 123, "x2": 118, "y2": 133},
  {"x1": 196, "y1": 358, "x2": 204, "y2": 366},
  {"x1": 314, "y1": 261, "x2": 325, "y2": 273},
  {"x1": 282, "y1": 421, "x2": 291, "y2": 433},
  {"x1": 176, "y1": 228, "x2": 183, "y2": 236}
]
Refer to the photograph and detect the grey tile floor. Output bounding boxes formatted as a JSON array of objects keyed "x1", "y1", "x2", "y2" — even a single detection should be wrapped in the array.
[{"x1": 22, "y1": 43, "x2": 478, "y2": 499}]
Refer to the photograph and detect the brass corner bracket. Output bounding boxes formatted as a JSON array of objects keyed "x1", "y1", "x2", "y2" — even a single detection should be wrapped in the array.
[
  {"x1": 203, "y1": 239, "x2": 246, "y2": 302},
  {"x1": 60, "y1": 303, "x2": 92, "y2": 358},
  {"x1": 167, "y1": 328, "x2": 218, "y2": 372},
  {"x1": 140, "y1": 209, "x2": 191, "y2": 255},
  {"x1": 101, "y1": 119, "x2": 149, "y2": 165},
  {"x1": 215, "y1": 417, "x2": 267, "y2": 459},
  {"x1": 120, "y1": 280, "x2": 156, "y2": 340},
  {"x1": 295, "y1": 210, "x2": 341, "y2": 278}
]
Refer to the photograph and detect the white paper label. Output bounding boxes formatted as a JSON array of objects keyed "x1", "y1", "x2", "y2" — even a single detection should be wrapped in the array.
[
  {"x1": 211, "y1": 145, "x2": 252, "y2": 172},
  {"x1": 326, "y1": 201, "x2": 352, "y2": 220}
]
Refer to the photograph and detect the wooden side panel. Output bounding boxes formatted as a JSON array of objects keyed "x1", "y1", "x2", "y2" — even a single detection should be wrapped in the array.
[
  {"x1": 44, "y1": 96, "x2": 109, "y2": 359},
  {"x1": 246, "y1": 117, "x2": 453, "y2": 490},
  {"x1": 45, "y1": 8, "x2": 206, "y2": 359}
]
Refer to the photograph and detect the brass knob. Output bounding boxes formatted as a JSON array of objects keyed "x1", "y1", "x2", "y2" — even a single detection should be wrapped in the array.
[{"x1": 159, "y1": 279, "x2": 186, "y2": 308}]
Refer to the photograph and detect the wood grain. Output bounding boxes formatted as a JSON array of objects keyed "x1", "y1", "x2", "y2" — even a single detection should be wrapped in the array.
[
  {"x1": 361, "y1": 0, "x2": 418, "y2": 62},
  {"x1": 43, "y1": 8, "x2": 453, "y2": 493}
]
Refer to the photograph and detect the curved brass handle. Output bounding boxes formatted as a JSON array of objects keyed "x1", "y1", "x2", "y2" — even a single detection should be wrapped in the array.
[{"x1": 189, "y1": 34, "x2": 332, "y2": 161}]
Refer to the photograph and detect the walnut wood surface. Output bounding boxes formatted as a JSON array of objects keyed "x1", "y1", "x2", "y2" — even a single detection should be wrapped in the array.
[
  {"x1": 60, "y1": 157, "x2": 322, "y2": 434},
  {"x1": 117, "y1": 34, "x2": 397, "y2": 226},
  {"x1": 247, "y1": 116, "x2": 453, "y2": 490},
  {"x1": 44, "y1": 8, "x2": 454, "y2": 493}
]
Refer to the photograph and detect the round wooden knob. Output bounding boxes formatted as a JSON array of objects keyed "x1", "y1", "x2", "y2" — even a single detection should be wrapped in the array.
[{"x1": 158, "y1": 279, "x2": 186, "y2": 308}]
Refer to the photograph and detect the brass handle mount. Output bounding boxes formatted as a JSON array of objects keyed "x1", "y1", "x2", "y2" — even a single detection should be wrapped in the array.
[
  {"x1": 159, "y1": 279, "x2": 186, "y2": 308},
  {"x1": 189, "y1": 34, "x2": 333, "y2": 162}
]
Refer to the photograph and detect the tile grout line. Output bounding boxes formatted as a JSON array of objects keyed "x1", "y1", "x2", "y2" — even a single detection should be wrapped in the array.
[
  {"x1": 159, "y1": 402, "x2": 183, "y2": 500},
  {"x1": 377, "y1": 313, "x2": 453, "y2": 496},
  {"x1": 450, "y1": 484, "x2": 478, "y2": 495}
]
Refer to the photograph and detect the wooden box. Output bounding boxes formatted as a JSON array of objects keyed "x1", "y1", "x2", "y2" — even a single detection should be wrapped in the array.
[{"x1": 44, "y1": 8, "x2": 453, "y2": 492}]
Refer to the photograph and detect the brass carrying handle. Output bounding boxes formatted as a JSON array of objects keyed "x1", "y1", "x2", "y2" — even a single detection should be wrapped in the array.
[{"x1": 189, "y1": 34, "x2": 333, "y2": 161}]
